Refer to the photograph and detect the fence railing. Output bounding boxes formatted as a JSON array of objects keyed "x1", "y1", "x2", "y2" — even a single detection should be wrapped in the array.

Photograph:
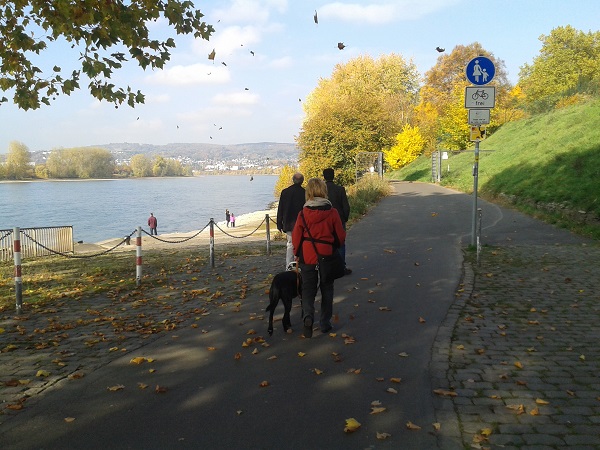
[{"x1": 0, "y1": 226, "x2": 74, "y2": 262}]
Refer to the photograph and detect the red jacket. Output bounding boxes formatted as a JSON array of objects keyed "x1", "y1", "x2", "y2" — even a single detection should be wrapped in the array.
[{"x1": 292, "y1": 205, "x2": 346, "y2": 265}]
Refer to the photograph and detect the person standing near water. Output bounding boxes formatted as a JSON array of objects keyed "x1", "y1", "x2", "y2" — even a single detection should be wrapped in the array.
[
  {"x1": 225, "y1": 209, "x2": 231, "y2": 227},
  {"x1": 148, "y1": 213, "x2": 158, "y2": 235},
  {"x1": 230, "y1": 213, "x2": 236, "y2": 227}
]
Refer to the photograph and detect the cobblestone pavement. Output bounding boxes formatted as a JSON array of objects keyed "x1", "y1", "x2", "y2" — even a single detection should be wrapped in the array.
[{"x1": 435, "y1": 243, "x2": 600, "y2": 449}]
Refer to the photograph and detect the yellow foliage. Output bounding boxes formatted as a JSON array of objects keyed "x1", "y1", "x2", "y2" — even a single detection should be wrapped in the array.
[{"x1": 383, "y1": 124, "x2": 426, "y2": 170}]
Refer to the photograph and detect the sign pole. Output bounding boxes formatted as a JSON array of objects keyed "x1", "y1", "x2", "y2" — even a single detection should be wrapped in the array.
[{"x1": 471, "y1": 140, "x2": 480, "y2": 246}]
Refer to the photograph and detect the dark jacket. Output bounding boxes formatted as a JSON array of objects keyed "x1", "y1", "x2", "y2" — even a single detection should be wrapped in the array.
[
  {"x1": 292, "y1": 204, "x2": 346, "y2": 265},
  {"x1": 277, "y1": 183, "x2": 306, "y2": 232},
  {"x1": 325, "y1": 180, "x2": 350, "y2": 223}
]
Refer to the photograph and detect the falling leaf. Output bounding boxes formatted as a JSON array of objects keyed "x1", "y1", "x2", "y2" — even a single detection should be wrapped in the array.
[
  {"x1": 313, "y1": 10, "x2": 318, "y2": 24},
  {"x1": 208, "y1": 49, "x2": 216, "y2": 60},
  {"x1": 344, "y1": 418, "x2": 361, "y2": 433},
  {"x1": 64, "y1": 417, "x2": 76, "y2": 423},
  {"x1": 337, "y1": 42, "x2": 346, "y2": 50},
  {"x1": 36, "y1": 370, "x2": 50, "y2": 378},
  {"x1": 107, "y1": 384, "x2": 125, "y2": 392},
  {"x1": 406, "y1": 421, "x2": 421, "y2": 430},
  {"x1": 376, "y1": 432, "x2": 391, "y2": 440}
]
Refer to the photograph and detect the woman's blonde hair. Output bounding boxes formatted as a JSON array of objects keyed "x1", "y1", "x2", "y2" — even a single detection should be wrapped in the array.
[{"x1": 305, "y1": 177, "x2": 328, "y2": 201}]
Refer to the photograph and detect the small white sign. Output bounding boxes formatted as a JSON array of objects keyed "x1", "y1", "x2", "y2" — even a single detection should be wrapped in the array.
[
  {"x1": 465, "y1": 86, "x2": 496, "y2": 108},
  {"x1": 468, "y1": 109, "x2": 490, "y2": 125}
]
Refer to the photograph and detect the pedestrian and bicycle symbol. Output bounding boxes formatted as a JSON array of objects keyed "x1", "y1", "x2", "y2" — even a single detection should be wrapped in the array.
[{"x1": 466, "y1": 56, "x2": 495, "y2": 86}]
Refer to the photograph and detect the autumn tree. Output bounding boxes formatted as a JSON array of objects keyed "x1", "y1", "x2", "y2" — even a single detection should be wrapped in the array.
[
  {"x1": 384, "y1": 124, "x2": 426, "y2": 170},
  {"x1": 5, "y1": 141, "x2": 32, "y2": 179},
  {"x1": 0, "y1": 1, "x2": 214, "y2": 110},
  {"x1": 418, "y1": 43, "x2": 511, "y2": 149},
  {"x1": 274, "y1": 165, "x2": 299, "y2": 198},
  {"x1": 46, "y1": 147, "x2": 114, "y2": 178},
  {"x1": 296, "y1": 54, "x2": 420, "y2": 185},
  {"x1": 130, "y1": 154, "x2": 153, "y2": 177},
  {"x1": 518, "y1": 26, "x2": 600, "y2": 113}
]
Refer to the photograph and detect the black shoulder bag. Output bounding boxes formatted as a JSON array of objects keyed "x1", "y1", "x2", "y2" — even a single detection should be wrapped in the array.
[{"x1": 300, "y1": 211, "x2": 345, "y2": 283}]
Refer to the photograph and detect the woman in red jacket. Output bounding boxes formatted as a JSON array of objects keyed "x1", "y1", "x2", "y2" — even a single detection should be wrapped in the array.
[{"x1": 292, "y1": 178, "x2": 346, "y2": 338}]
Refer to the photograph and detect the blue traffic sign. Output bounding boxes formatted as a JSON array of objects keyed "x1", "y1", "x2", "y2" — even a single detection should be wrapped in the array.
[{"x1": 466, "y1": 56, "x2": 495, "y2": 85}]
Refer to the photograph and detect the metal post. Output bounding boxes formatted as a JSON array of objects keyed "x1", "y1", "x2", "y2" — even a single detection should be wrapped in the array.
[
  {"x1": 13, "y1": 227, "x2": 23, "y2": 314},
  {"x1": 476, "y1": 208, "x2": 483, "y2": 266},
  {"x1": 265, "y1": 214, "x2": 271, "y2": 256},
  {"x1": 209, "y1": 218, "x2": 215, "y2": 268},
  {"x1": 471, "y1": 140, "x2": 480, "y2": 246},
  {"x1": 136, "y1": 226, "x2": 142, "y2": 286}
]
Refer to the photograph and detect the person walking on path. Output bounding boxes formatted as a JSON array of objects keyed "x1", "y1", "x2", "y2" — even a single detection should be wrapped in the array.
[
  {"x1": 230, "y1": 213, "x2": 235, "y2": 227},
  {"x1": 292, "y1": 177, "x2": 346, "y2": 337},
  {"x1": 323, "y1": 168, "x2": 351, "y2": 275},
  {"x1": 225, "y1": 209, "x2": 230, "y2": 227},
  {"x1": 276, "y1": 172, "x2": 305, "y2": 269},
  {"x1": 147, "y1": 213, "x2": 158, "y2": 235}
]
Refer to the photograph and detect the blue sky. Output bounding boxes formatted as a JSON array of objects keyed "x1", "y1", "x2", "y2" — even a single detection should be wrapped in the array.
[{"x1": 1, "y1": 0, "x2": 599, "y2": 153}]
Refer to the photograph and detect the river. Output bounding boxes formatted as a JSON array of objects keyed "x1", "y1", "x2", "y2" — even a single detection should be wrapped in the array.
[{"x1": 0, "y1": 175, "x2": 278, "y2": 243}]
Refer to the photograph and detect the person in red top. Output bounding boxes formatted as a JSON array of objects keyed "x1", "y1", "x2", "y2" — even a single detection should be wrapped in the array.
[
  {"x1": 148, "y1": 212, "x2": 158, "y2": 235},
  {"x1": 292, "y1": 178, "x2": 346, "y2": 338}
]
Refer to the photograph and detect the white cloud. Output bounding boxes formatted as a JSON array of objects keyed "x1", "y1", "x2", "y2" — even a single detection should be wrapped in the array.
[
  {"x1": 146, "y1": 64, "x2": 230, "y2": 86},
  {"x1": 195, "y1": 25, "x2": 263, "y2": 56},
  {"x1": 212, "y1": 0, "x2": 288, "y2": 24},
  {"x1": 319, "y1": 0, "x2": 461, "y2": 24},
  {"x1": 212, "y1": 92, "x2": 260, "y2": 106}
]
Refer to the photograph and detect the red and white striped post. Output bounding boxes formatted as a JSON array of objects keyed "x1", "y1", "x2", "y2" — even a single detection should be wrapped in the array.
[
  {"x1": 209, "y1": 218, "x2": 215, "y2": 268},
  {"x1": 136, "y1": 227, "x2": 142, "y2": 286},
  {"x1": 13, "y1": 227, "x2": 23, "y2": 314},
  {"x1": 265, "y1": 214, "x2": 271, "y2": 256}
]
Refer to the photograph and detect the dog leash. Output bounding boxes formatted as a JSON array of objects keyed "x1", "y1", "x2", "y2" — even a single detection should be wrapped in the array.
[{"x1": 294, "y1": 262, "x2": 302, "y2": 298}]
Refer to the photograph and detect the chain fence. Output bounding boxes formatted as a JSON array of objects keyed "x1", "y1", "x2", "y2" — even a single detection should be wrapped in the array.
[{"x1": 3, "y1": 215, "x2": 278, "y2": 314}]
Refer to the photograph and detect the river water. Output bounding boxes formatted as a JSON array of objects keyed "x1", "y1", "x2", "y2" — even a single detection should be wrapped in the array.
[{"x1": 0, "y1": 175, "x2": 277, "y2": 243}]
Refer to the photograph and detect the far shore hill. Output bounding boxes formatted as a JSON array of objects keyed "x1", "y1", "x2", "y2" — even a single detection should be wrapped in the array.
[{"x1": 29, "y1": 142, "x2": 299, "y2": 171}]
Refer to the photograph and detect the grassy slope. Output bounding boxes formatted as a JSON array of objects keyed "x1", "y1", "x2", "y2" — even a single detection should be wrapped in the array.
[{"x1": 388, "y1": 99, "x2": 600, "y2": 238}]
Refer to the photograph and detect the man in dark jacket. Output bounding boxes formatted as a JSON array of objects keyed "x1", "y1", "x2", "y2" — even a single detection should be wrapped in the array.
[
  {"x1": 323, "y1": 168, "x2": 351, "y2": 275},
  {"x1": 276, "y1": 172, "x2": 305, "y2": 269}
]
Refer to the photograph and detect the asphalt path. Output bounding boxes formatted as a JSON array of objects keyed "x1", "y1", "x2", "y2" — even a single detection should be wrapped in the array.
[{"x1": 1, "y1": 182, "x2": 586, "y2": 450}]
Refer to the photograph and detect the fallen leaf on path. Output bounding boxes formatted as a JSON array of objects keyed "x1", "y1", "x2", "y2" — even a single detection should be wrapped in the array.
[
  {"x1": 433, "y1": 422, "x2": 441, "y2": 431},
  {"x1": 64, "y1": 417, "x2": 76, "y2": 423},
  {"x1": 298, "y1": 352, "x2": 306, "y2": 357},
  {"x1": 390, "y1": 377, "x2": 401, "y2": 383},
  {"x1": 535, "y1": 398, "x2": 549, "y2": 405},
  {"x1": 398, "y1": 352, "x2": 409, "y2": 357},
  {"x1": 433, "y1": 389, "x2": 457, "y2": 397},
  {"x1": 259, "y1": 380, "x2": 270, "y2": 387},
  {"x1": 376, "y1": 432, "x2": 391, "y2": 439},
  {"x1": 406, "y1": 421, "x2": 421, "y2": 430},
  {"x1": 36, "y1": 370, "x2": 50, "y2": 377},
  {"x1": 344, "y1": 418, "x2": 361, "y2": 433},
  {"x1": 529, "y1": 407, "x2": 540, "y2": 416},
  {"x1": 370, "y1": 406, "x2": 386, "y2": 414},
  {"x1": 514, "y1": 361, "x2": 523, "y2": 369},
  {"x1": 386, "y1": 388, "x2": 398, "y2": 394},
  {"x1": 418, "y1": 317, "x2": 426, "y2": 323},
  {"x1": 138, "y1": 383, "x2": 148, "y2": 389},
  {"x1": 155, "y1": 385, "x2": 168, "y2": 393},
  {"x1": 107, "y1": 384, "x2": 125, "y2": 392}
]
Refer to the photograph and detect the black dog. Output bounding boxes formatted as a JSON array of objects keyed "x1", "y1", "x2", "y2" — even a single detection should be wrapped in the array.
[{"x1": 266, "y1": 270, "x2": 302, "y2": 336}]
